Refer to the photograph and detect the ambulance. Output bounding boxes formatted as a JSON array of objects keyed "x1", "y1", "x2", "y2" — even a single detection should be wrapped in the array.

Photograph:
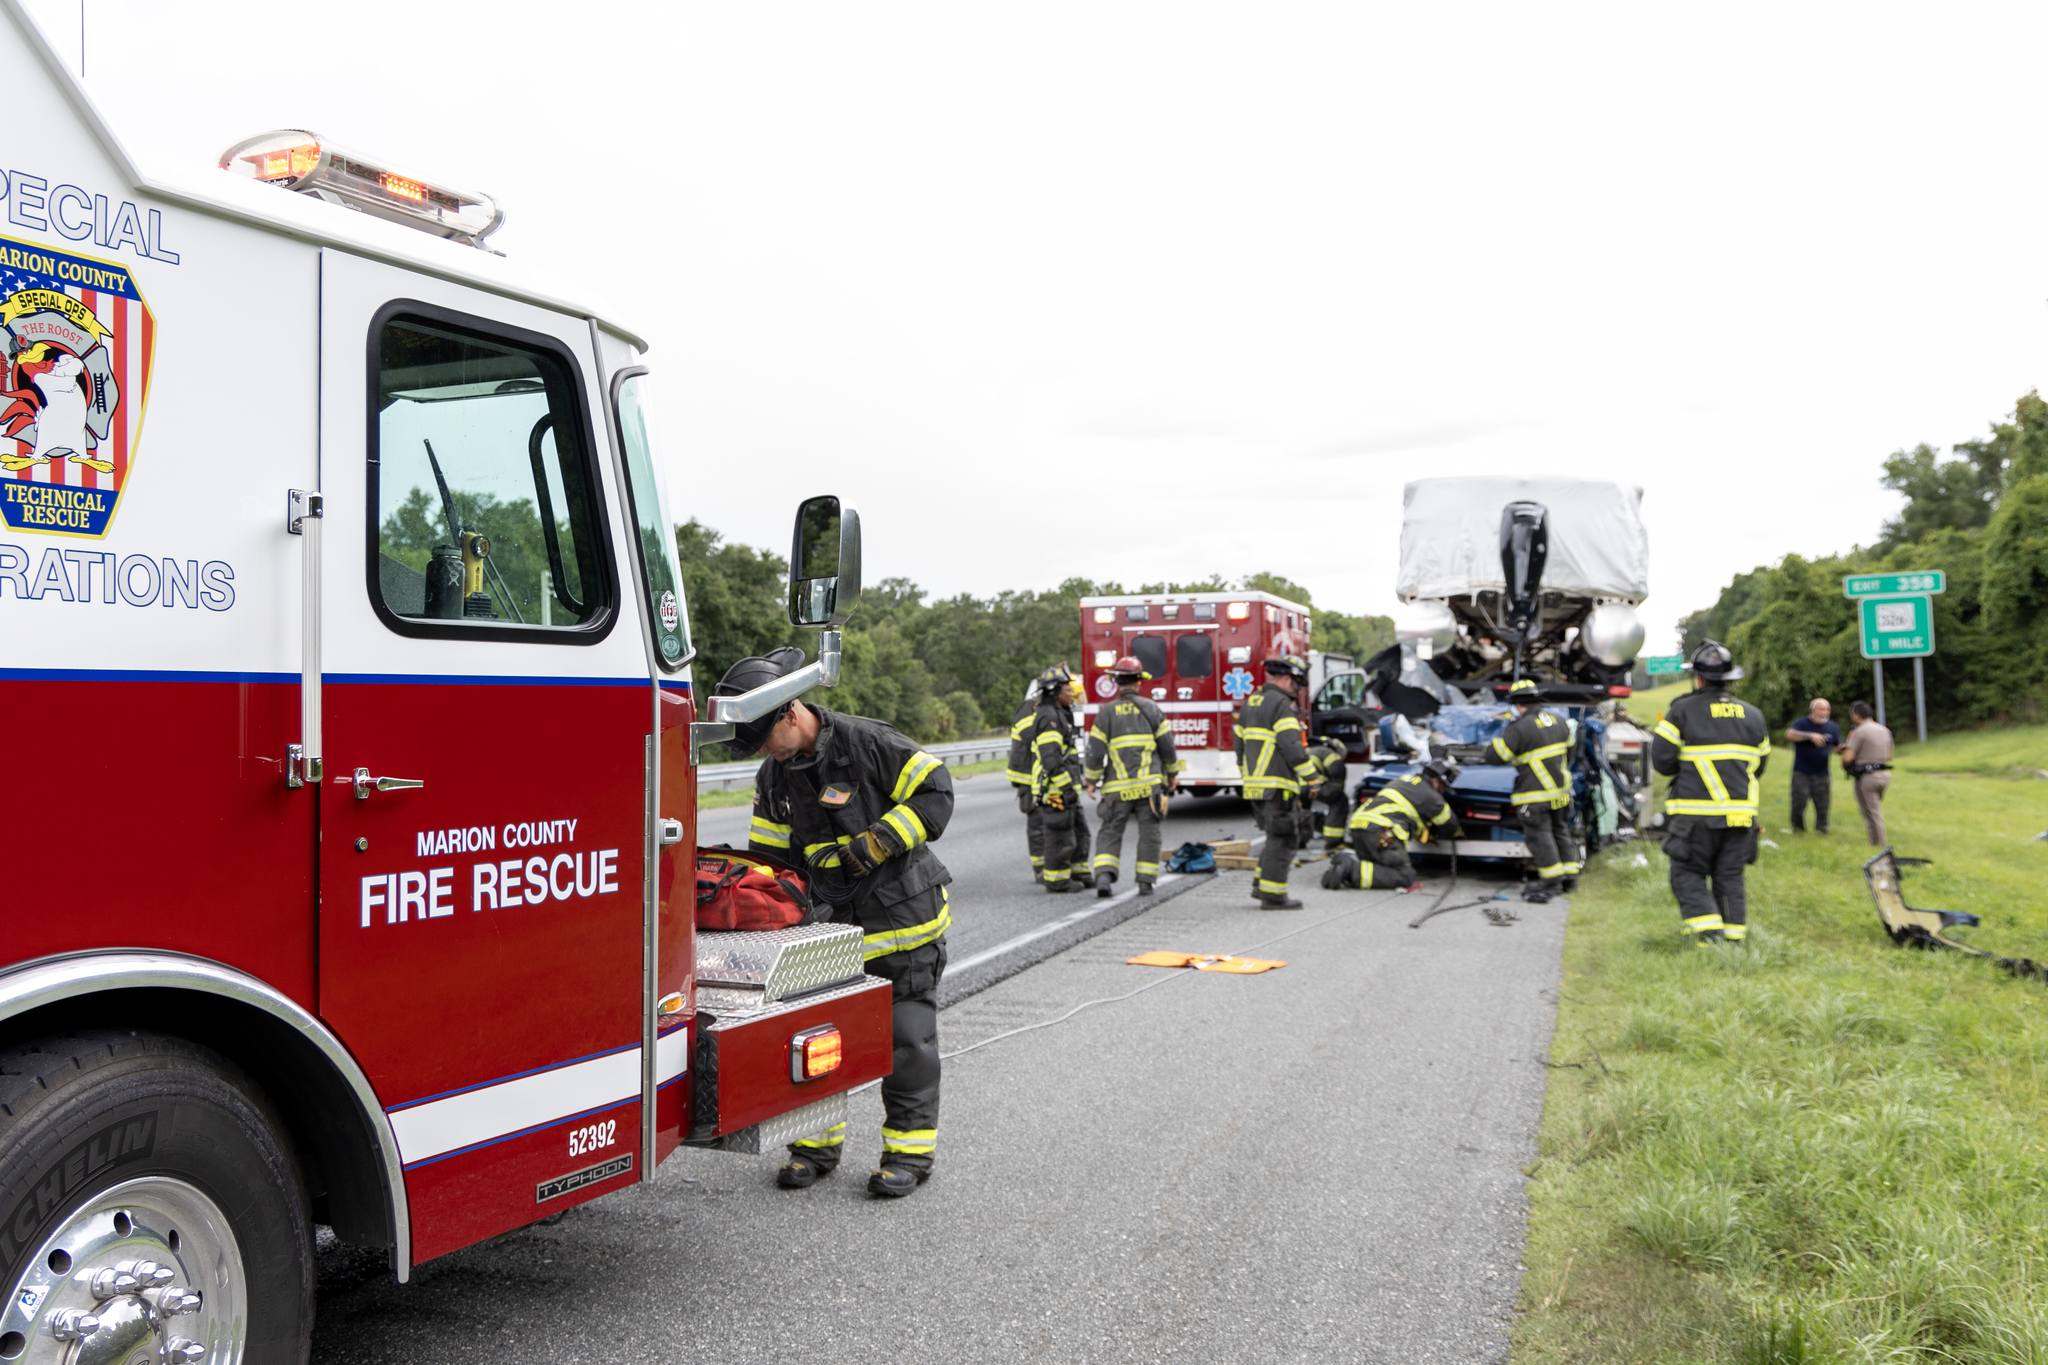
[
  {"x1": 1077, "y1": 590, "x2": 1311, "y2": 798},
  {"x1": 0, "y1": 8, "x2": 895, "y2": 1360}
]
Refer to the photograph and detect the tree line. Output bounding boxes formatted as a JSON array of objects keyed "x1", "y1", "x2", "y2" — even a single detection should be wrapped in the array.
[
  {"x1": 676, "y1": 519, "x2": 1394, "y2": 746},
  {"x1": 1680, "y1": 392, "x2": 2048, "y2": 730}
]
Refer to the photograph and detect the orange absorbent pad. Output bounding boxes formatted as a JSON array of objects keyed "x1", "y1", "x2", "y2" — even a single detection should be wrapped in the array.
[{"x1": 1125, "y1": 951, "x2": 1287, "y2": 974}]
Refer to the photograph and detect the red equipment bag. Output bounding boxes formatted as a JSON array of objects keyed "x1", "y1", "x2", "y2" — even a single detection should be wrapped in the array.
[{"x1": 694, "y1": 846, "x2": 821, "y2": 932}]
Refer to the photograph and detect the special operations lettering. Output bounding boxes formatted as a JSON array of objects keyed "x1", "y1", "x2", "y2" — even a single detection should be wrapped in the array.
[
  {"x1": 0, "y1": 539, "x2": 235, "y2": 611},
  {"x1": 0, "y1": 165, "x2": 181, "y2": 265}
]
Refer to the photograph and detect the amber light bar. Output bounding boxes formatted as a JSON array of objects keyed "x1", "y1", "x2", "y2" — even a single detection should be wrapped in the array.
[{"x1": 217, "y1": 129, "x2": 504, "y2": 249}]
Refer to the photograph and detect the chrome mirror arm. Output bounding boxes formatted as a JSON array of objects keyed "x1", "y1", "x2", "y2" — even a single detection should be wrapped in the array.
[{"x1": 689, "y1": 630, "x2": 841, "y2": 764}]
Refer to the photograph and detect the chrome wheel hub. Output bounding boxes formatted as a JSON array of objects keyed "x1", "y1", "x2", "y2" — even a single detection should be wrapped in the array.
[{"x1": 1, "y1": 1177, "x2": 246, "y2": 1364}]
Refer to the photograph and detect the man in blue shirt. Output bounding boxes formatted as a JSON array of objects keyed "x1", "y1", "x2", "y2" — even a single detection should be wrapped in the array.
[{"x1": 1784, "y1": 697, "x2": 1841, "y2": 833}]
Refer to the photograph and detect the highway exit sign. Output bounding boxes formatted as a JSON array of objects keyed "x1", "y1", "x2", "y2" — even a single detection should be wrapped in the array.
[
  {"x1": 1844, "y1": 570, "x2": 1945, "y2": 598},
  {"x1": 1641, "y1": 654, "x2": 1685, "y2": 675},
  {"x1": 1859, "y1": 594, "x2": 1936, "y2": 659}
]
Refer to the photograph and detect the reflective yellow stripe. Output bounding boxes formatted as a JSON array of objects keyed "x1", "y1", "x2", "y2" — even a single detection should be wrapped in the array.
[
  {"x1": 881, "y1": 1127, "x2": 937, "y2": 1154},
  {"x1": 1430, "y1": 804, "x2": 1452, "y2": 826},
  {"x1": 880, "y1": 804, "x2": 925, "y2": 851},
  {"x1": 862, "y1": 891, "x2": 952, "y2": 960},
  {"x1": 1680, "y1": 744, "x2": 1766, "y2": 761},
  {"x1": 1491, "y1": 735, "x2": 1515, "y2": 761},
  {"x1": 1357, "y1": 861, "x2": 1376, "y2": 888},
  {"x1": 1665, "y1": 798, "x2": 1758, "y2": 816},
  {"x1": 1351, "y1": 810, "x2": 1410, "y2": 843},
  {"x1": 1721, "y1": 923, "x2": 1749, "y2": 940},
  {"x1": 1682, "y1": 913, "x2": 1725, "y2": 934},
  {"x1": 750, "y1": 818, "x2": 792, "y2": 848},
  {"x1": 1135, "y1": 861, "x2": 1159, "y2": 876},
  {"x1": 1533, "y1": 861, "x2": 1568, "y2": 879},
  {"x1": 1154, "y1": 721, "x2": 1172, "y2": 738},
  {"x1": 1511, "y1": 790, "x2": 1569, "y2": 806},
  {"x1": 1238, "y1": 726, "x2": 1274, "y2": 741},
  {"x1": 1513, "y1": 741, "x2": 1570, "y2": 766},
  {"x1": 1654, "y1": 719, "x2": 1682, "y2": 745},
  {"x1": 1272, "y1": 716, "x2": 1302, "y2": 733},
  {"x1": 1010, "y1": 716, "x2": 1034, "y2": 740},
  {"x1": 1257, "y1": 878, "x2": 1290, "y2": 895},
  {"x1": 1006, "y1": 768, "x2": 1034, "y2": 785},
  {"x1": 1379, "y1": 787, "x2": 1422, "y2": 827},
  {"x1": 792, "y1": 1120, "x2": 847, "y2": 1149},
  {"x1": 892, "y1": 751, "x2": 942, "y2": 802},
  {"x1": 1091, "y1": 854, "x2": 1118, "y2": 870}
]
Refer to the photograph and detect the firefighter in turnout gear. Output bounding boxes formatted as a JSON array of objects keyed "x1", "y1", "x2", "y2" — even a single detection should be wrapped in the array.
[
  {"x1": 1007, "y1": 679, "x2": 1049, "y2": 883},
  {"x1": 1306, "y1": 739, "x2": 1350, "y2": 849},
  {"x1": 1085, "y1": 656, "x2": 1183, "y2": 897},
  {"x1": 1234, "y1": 654, "x2": 1321, "y2": 909},
  {"x1": 1487, "y1": 679, "x2": 1581, "y2": 903},
  {"x1": 1029, "y1": 664, "x2": 1091, "y2": 893},
  {"x1": 1325, "y1": 760, "x2": 1462, "y2": 892},
  {"x1": 723, "y1": 651, "x2": 953, "y2": 1199},
  {"x1": 1651, "y1": 640, "x2": 1771, "y2": 944}
]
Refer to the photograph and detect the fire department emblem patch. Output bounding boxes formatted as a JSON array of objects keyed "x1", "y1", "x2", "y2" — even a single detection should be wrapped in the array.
[{"x1": 0, "y1": 235, "x2": 154, "y2": 538}]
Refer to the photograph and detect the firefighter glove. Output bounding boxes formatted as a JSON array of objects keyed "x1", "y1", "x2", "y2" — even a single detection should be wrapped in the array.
[
  {"x1": 841, "y1": 826, "x2": 896, "y2": 877},
  {"x1": 1042, "y1": 788, "x2": 1067, "y2": 812}
]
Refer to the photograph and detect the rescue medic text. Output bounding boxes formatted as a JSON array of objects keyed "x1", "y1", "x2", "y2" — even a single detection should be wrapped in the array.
[{"x1": 361, "y1": 818, "x2": 617, "y2": 927}]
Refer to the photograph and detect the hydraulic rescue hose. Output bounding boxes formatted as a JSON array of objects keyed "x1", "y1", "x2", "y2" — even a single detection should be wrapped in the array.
[{"x1": 804, "y1": 841, "x2": 863, "y2": 908}]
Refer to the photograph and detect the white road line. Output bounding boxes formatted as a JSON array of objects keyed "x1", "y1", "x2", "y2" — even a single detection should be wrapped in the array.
[
  {"x1": 949, "y1": 878, "x2": 1181, "y2": 974},
  {"x1": 951, "y1": 833, "x2": 1269, "y2": 976}
]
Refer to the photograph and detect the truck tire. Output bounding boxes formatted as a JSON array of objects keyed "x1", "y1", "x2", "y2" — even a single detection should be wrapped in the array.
[{"x1": 0, "y1": 1029, "x2": 314, "y2": 1364}]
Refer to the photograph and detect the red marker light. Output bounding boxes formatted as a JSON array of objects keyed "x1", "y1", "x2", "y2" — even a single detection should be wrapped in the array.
[{"x1": 1608, "y1": 685, "x2": 1633, "y2": 697}]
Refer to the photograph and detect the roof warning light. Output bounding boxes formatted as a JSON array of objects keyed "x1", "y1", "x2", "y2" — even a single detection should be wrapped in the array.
[{"x1": 218, "y1": 130, "x2": 504, "y2": 248}]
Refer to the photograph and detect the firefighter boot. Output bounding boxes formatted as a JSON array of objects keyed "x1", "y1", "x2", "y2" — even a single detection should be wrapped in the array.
[
  {"x1": 867, "y1": 1163, "x2": 931, "y2": 1199},
  {"x1": 1095, "y1": 872, "x2": 1114, "y2": 898},
  {"x1": 776, "y1": 1154, "x2": 835, "y2": 1189},
  {"x1": 1137, "y1": 882, "x2": 1154, "y2": 897},
  {"x1": 1255, "y1": 892, "x2": 1304, "y2": 910}
]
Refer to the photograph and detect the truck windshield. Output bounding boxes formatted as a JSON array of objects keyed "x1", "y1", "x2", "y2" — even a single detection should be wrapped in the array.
[{"x1": 613, "y1": 371, "x2": 690, "y2": 668}]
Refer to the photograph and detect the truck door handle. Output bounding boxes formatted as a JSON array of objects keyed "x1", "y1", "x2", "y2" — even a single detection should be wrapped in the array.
[{"x1": 352, "y1": 768, "x2": 425, "y2": 800}]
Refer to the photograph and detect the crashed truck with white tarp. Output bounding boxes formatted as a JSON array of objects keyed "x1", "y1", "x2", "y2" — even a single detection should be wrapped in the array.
[
  {"x1": 1317, "y1": 478, "x2": 1654, "y2": 863},
  {"x1": 1395, "y1": 476, "x2": 1649, "y2": 694}
]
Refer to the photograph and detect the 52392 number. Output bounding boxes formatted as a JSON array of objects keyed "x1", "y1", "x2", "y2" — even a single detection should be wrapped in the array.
[{"x1": 568, "y1": 1119, "x2": 617, "y2": 1158}]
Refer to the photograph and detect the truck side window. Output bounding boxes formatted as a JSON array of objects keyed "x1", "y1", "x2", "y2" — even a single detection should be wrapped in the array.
[
  {"x1": 1174, "y1": 633, "x2": 1212, "y2": 680},
  {"x1": 1131, "y1": 635, "x2": 1168, "y2": 680},
  {"x1": 612, "y1": 369, "x2": 690, "y2": 668},
  {"x1": 370, "y1": 312, "x2": 610, "y2": 635}
]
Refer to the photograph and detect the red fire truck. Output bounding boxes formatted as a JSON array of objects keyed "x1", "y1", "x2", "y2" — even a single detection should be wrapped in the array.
[
  {"x1": 1078, "y1": 591, "x2": 1311, "y2": 797},
  {"x1": 0, "y1": 12, "x2": 894, "y2": 1360}
]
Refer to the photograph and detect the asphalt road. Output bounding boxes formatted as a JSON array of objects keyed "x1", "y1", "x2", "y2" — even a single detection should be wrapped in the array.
[{"x1": 313, "y1": 770, "x2": 1564, "y2": 1363}]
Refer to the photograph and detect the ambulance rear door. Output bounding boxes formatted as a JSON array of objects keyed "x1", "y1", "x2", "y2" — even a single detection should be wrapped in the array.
[{"x1": 315, "y1": 250, "x2": 658, "y2": 1263}]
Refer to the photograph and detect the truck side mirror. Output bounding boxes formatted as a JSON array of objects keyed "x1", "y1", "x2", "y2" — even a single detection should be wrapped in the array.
[{"x1": 788, "y1": 495, "x2": 862, "y2": 629}]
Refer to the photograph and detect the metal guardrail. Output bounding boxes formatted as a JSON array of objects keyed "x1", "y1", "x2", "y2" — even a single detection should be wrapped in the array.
[{"x1": 696, "y1": 736, "x2": 1011, "y2": 793}]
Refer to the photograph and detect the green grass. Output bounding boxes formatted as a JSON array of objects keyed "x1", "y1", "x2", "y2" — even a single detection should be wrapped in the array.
[
  {"x1": 1625, "y1": 678, "x2": 1691, "y2": 726},
  {"x1": 1515, "y1": 724, "x2": 2048, "y2": 1364},
  {"x1": 696, "y1": 755, "x2": 1010, "y2": 810}
]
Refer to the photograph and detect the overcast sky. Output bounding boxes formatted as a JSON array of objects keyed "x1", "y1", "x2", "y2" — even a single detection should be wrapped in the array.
[{"x1": 33, "y1": 1, "x2": 2048, "y2": 649}]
